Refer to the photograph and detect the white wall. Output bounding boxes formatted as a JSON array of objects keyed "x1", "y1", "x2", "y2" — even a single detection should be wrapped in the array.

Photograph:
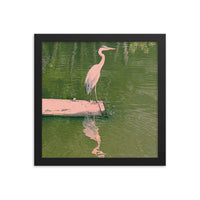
[{"x1": 0, "y1": 1, "x2": 200, "y2": 200}]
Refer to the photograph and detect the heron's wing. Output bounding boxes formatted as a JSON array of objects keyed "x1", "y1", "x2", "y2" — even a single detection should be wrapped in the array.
[
  {"x1": 85, "y1": 65, "x2": 97, "y2": 84},
  {"x1": 85, "y1": 65, "x2": 100, "y2": 94}
]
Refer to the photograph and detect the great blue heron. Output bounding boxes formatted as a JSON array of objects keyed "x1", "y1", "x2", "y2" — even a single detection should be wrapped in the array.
[{"x1": 85, "y1": 45, "x2": 115, "y2": 102}]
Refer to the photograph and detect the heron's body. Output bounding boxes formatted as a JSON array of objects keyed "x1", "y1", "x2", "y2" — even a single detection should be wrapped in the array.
[
  {"x1": 85, "y1": 64, "x2": 101, "y2": 94},
  {"x1": 84, "y1": 45, "x2": 115, "y2": 102}
]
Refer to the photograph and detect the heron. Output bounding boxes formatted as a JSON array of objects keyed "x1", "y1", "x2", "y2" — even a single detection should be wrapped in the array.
[{"x1": 85, "y1": 45, "x2": 115, "y2": 102}]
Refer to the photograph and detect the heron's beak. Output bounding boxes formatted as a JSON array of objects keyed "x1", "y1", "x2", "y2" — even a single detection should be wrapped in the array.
[{"x1": 108, "y1": 47, "x2": 115, "y2": 50}]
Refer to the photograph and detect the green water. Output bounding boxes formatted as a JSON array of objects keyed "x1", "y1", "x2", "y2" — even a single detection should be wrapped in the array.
[{"x1": 42, "y1": 42, "x2": 158, "y2": 158}]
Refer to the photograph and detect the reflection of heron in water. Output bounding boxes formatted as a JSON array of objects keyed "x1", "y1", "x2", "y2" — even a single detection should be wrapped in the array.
[
  {"x1": 83, "y1": 116, "x2": 105, "y2": 158},
  {"x1": 85, "y1": 45, "x2": 115, "y2": 102}
]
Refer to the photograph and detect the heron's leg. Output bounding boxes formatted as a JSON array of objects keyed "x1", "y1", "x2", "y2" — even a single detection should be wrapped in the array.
[
  {"x1": 89, "y1": 93, "x2": 92, "y2": 102},
  {"x1": 95, "y1": 86, "x2": 102, "y2": 113},
  {"x1": 95, "y1": 86, "x2": 98, "y2": 103}
]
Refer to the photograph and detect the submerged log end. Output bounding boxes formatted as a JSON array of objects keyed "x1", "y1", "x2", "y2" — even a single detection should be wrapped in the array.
[{"x1": 42, "y1": 99, "x2": 105, "y2": 116}]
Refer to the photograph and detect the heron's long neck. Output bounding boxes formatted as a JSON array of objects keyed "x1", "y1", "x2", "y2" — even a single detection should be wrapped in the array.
[{"x1": 98, "y1": 50, "x2": 105, "y2": 70}]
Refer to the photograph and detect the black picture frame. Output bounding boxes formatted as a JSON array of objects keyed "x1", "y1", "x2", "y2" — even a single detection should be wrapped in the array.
[{"x1": 35, "y1": 34, "x2": 166, "y2": 166}]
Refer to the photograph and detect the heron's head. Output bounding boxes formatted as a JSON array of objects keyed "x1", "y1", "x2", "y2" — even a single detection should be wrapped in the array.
[{"x1": 99, "y1": 45, "x2": 115, "y2": 51}]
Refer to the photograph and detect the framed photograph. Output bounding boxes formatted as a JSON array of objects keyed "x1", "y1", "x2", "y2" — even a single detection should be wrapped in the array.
[{"x1": 35, "y1": 34, "x2": 165, "y2": 165}]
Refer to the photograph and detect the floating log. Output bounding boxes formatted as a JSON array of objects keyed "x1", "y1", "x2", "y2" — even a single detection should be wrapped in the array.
[{"x1": 42, "y1": 99, "x2": 105, "y2": 116}]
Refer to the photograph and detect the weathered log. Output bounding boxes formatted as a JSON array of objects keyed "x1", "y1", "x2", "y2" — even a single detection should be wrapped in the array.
[{"x1": 42, "y1": 99, "x2": 105, "y2": 116}]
